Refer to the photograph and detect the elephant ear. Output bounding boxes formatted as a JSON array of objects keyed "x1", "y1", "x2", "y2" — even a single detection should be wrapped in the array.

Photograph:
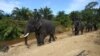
[{"x1": 35, "y1": 20, "x2": 42, "y2": 30}]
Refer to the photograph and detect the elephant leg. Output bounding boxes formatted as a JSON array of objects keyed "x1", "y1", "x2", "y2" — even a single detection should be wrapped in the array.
[
  {"x1": 38, "y1": 33, "x2": 45, "y2": 46},
  {"x1": 90, "y1": 27, "x2": 92, "y2": 31},
  {"x1": 51, "y1": 34, "x2": 55, "y2": 41},
  {"x1": 49, "y1": 34, "x2": 55, "y2": 43},
  {"x1": 86, "y1": 27, "x2": 88, "y2": 32},
  {"x1": 91, "y1": 26, "x2": 93, "y2": 31},
  {"x1": 76, "y1": 30, "x2": 79, "y2": 35},
  {"x1": 36, "y1": 36, "x2": 40, "y2": 46},
  {"x1": 40, "y1": 36, "x2": 45, "y2": 45},
  {"x1": 25, "y1": 37, "x2": 28, "y2": 45},
  {"x1": 75, "y1": 28, "x2": 79, "y2": 35},
  {"x1": 25, "y1": 37, "x2": 29, "y2": 48},
  {"x1": 35, "y1": 33, "x2": 41, "y2": 46},
  {"x1": 77, "y1": 30, "x2": 79, "y2": 35},
  {"x1": 75, "y1": 30, "x2": 77, "y2": 35},
  {"x1": 36, "y1": 37, "x2": 43, "y2": 46},
  {"x1": 81, "y1": 29, "x2": 83, "y2": 34},
  {"x1": 49, "y1": 36, "x2": 52, "y2": 43},
  {"x1": 95, "y1": 27, "x2": 97, "y2": 31},
  {"x1": 87, "y1": 28, "x2": 89, "y2": 32}
]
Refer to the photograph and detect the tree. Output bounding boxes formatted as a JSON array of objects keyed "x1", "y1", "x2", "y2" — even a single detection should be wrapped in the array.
[
  {"x1": 0, "y1": 19, "x2": 24, "y2": 40},
  {"x1": 38, "y1": 7, "x2": 53, "y2": 20},
  {"x1": 96, "y1": 7, "x2": 100, "y2": 23},
  {"x1": 81, "y1": 10, "x2": 93, "y2": 22},
  {"x1": 97, "y1": 7, "x2": 100, "y2": 18},
  {"x1": 69, "y1": 11, "x2": 81, "y2": 22},
  {"x1": 0, "y1": 10, "x2": 4, "y2": 19},
  {"x1": 12, "y1": 7, "x2": 33, "y2": 20},
  {"x1": 33, "y1": 9, "x2": 41, "y2": 19},
  {"x1": 85, "y1": 1, "x2": 98, "y2": 9},
  {"x1": 83, "y1": 1, "x2": 99, "y2": 23},
  {"x1": 56, "y1": 11, "x2": 71, "y2": 27}
]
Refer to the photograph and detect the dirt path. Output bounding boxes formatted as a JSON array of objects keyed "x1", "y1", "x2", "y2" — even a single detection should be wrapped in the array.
[{"x1": 0, "y1": 31, "x2": 100, "y2": 56}]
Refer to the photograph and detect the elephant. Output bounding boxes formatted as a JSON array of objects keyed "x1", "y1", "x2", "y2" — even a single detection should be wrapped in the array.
[
  {"x1": 24, "y1": 18, "x2": 56, "y2": 46},
  {"x1": 86, "y1": 22, "x2": 93, "y2": 32},
  {"x1": 93, "y1": 23, "x2": 98, "y2": 31},
  {"x1": 72, "y1": 20, "x2": 84, "y2": 35}
]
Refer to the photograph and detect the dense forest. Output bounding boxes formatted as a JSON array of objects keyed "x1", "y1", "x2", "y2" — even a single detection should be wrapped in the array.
[{"x1": 0, "y1": 1, "x2": 100, "y2": 41}]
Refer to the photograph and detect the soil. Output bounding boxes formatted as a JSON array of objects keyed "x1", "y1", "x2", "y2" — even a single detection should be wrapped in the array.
[{"x1": 0, "y1": 31, "x2": 100, "y2": 56}]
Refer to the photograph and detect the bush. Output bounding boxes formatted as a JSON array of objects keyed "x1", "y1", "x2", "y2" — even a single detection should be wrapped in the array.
[
  {"x1": 55, "y1": 25, "x2": 67, "y2": 34},
  {"x1": 97, "y1": 23, "x2": 100, "y2": 28},
  {"x1": 0, "y1": 19, "x2": 26, "y2": 41},
  {"x1": 52, "y1": 21, "x2": 61, "y2": 26}
]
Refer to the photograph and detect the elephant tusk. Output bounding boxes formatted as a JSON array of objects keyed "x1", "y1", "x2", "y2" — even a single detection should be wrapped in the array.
[{"x1": 24, "y1": 33, "x2": 29, "y2": 37}]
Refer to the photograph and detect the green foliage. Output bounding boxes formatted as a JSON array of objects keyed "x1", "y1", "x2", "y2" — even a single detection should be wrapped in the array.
[
  {"x1": 52, "y1": 21, "x2": 61, "y2": 26},
  {"x1": 97, "y1": 23, "x2": 100, "y2": 28},
  {"x1": 70, "y1": 11, "x2": 82, "y2": 22},
  {"x1": 0, "y1": 10, "x2": 4, "y2": 19},
  {"x1": 81, "y1": 1, "x2": 99, "y2": 23},
  {"x1": 33, "y1": 7, "x2": 53, "y2": 20},
  {"x1": 98, "y1": 7, "x2": 100, "y2": 15},
  {"x1": 97, "y1": 7, "x2": 100, "y2": 22},
  {"x1": 0, "y1": 19, "x2": 26, "y2": 41},
  {"x1": 12, "y1": 7, "x2": 33, "y2": 20},
  {"x1": 55, "y1": 11, "x2": 71, "y2": 27},
  {"x1": 81, "y1": 9, "x2": 93, "y2": 22},
  {"x1": 85, "y1": 1, "x2": 98, "y2": 9},
  {"x1": 39, "y1": 7, "x2": 53, "y2": 20}
]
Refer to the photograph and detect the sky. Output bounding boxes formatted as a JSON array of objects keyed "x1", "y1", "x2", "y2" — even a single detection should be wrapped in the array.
[{"x1": 0, "y1": 0, "x2": 100, "y2": 15}]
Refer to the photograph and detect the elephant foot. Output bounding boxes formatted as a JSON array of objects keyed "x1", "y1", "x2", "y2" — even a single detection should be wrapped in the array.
[
  {"x1": 27, "y1": 46, "x2": 29, "y2": 48},
  {"x1": 48, "y1": 39, "x2": 55, "y2": 43},
  {"x1": 75, "y1": 33, "x2": 77, "y2": 35},
  {"x1": 52, "y1": 39, "x2": 55, "y2": 42},
  {"x1": 55, "y1": 37, "x2": 57, "y2": 39},
  {"x1": 25, "y1": 44, "x2": 29, "y2": 48},
  {"x1": 49, "y1": 39, "x2": 51, "y2": 43},
  {"x1": 53, "y1": 40, "x2": 56, "y2": 42},
  {"x1": 37, "y1": 43, "x2": 44, "y2": 46},
  {"x1": 49, "y1": 41, "x2": 51, "y2": 43},
  {"x1": 37, "y1": 44, "x2": 41, "y2": 46},
  {"x1": 81, "y1": 33, "x2": 83, "y2": 35}
]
